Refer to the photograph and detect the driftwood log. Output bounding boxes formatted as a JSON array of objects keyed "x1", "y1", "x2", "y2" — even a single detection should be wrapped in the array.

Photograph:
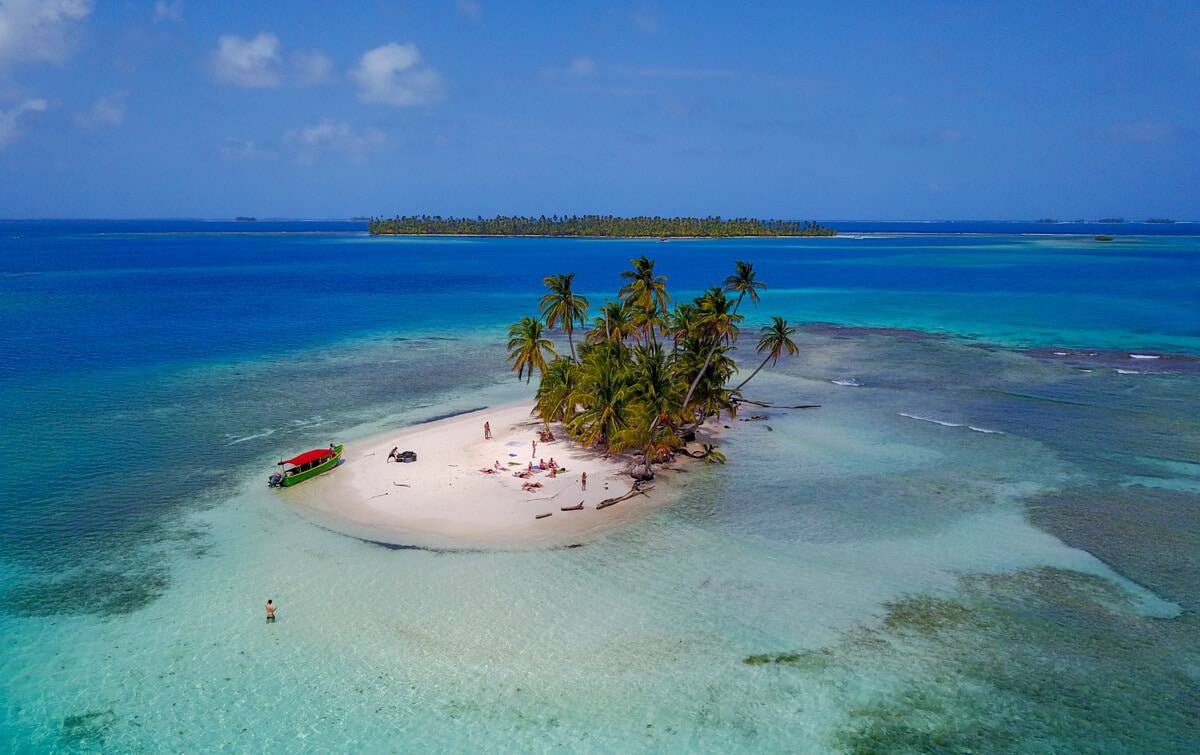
[
  {"x1": 597, "y1": 481, "x2": 653, "y2": 509},
  {"x1": 724, "y1": 398, "x2": 820, "y2": 408}
]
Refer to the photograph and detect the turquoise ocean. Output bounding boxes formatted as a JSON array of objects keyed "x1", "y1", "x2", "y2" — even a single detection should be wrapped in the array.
[{"x1": 1, "y1": 221, "x2": 1198, "y2": 751}]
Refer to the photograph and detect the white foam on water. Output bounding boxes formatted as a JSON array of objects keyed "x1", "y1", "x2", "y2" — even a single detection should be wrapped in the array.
[
  {"x1": 1129, "y1": 354, "x2": 1160, "y2": 359},
  {"x1": 898, "y1": 412, "x2": 1003, "y2": 434},
  {"x1": 831, "y1": 378, "x2": 863, "y2": 386},
  {"x1": 1115, "y1": 369, "x2": 1140, "y2": 374},
  {"x1": 225, "y1": 428, "x2": 275, "y2": 445}
]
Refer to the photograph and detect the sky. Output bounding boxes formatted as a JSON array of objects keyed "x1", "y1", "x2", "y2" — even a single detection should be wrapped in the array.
[{"x1": 0, "y1": 1, "x2": 1197, "y2": 220}]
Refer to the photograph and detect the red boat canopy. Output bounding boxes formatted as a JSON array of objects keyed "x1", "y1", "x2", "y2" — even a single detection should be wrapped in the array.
[{"x1": 280, "y1": 448, "x2": 332, "y2": 466}]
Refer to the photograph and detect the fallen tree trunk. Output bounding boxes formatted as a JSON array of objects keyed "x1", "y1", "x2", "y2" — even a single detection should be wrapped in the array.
[
  {"x1": 734, "y1": 397, "x2": 820, "y2": 409},
  {"x1": 597, "y1": 481, "x2": 653, "y2": 509}
]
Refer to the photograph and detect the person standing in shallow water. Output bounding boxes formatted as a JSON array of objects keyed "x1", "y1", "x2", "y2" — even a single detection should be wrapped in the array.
[{"x1": 265, "y1": 600, "x2": 276, "y2": 622}]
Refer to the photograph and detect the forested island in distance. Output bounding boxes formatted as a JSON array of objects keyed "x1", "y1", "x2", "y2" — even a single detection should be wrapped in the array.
[{"x1": 367, "y1": 215, "x2": 837, "y2": 237}]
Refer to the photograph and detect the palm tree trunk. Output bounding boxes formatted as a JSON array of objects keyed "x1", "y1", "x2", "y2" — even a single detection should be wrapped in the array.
[
  {"x1": 679, "y1": 291, "x2": 744, "y2": 417},
  {"x1": 734, "y1": 353, "x2": 772, "y2": 391},
  {"x1": 567, "y1": 324, "x2": 576, "y2": 362}
]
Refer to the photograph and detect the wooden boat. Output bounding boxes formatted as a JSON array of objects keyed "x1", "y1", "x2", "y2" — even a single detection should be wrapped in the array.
[{"x1": 269, "y1": 444, "x2": 343, "y2": 487}]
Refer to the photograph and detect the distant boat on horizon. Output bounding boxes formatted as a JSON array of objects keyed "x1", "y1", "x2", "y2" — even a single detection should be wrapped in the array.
[{"x1": 235, "y1": 216, "x2": 257, "y2": 222}]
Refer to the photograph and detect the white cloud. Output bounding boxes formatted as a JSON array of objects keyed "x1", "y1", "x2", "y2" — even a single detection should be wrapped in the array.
[
  {"x1": 351, "y1": 42, "x2": 442, "y2": 106},
  {"x1": 540, "y1": 56, "x2": 596, "y2": 80},
  {"x1": 455, "y1": 0, "x2": 482, "y2": 23},
  {"x1": 153, "y1": 0, "x2": 183, "y2": 23},
  {"x1": 75, "y1": 91, "x2": 125, "y2": 128},
  {"x1": 0, "y1": 0, "x2": 92, "y2": 68},
  {"x1": 284, "y1": 119, "x2": 385, "y2": 162},
  {"x1": 213, "y1": 33, "x2": 332, "y2": 88},
  {"x1": 221, "y1": 137, "x2": 277, "y2": 161},
  {"x1": 291, "y1": 50, "x2": 332, "y2": 87},
  {"x1": 214, "y1": 32, "x2": 281, "y2": 87},
  {"x1": 0, "y1": 98, "x2": 47, "y2": 148},
  {"x1": 567, "y1": 56, "x2": 596, "y2": 76}
]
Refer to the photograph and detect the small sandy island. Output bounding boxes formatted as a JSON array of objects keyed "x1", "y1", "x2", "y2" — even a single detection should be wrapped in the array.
[{"x1": 282, "y1": 403, "x2": 685, "y2": 549}]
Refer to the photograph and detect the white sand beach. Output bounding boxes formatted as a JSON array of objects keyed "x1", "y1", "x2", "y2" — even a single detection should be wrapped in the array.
[{"x1": 283, "y1": 403, "x2": 678, "y2": 548}]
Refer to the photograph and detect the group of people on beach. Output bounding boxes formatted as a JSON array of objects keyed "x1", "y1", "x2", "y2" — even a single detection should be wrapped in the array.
[{"x1": 479, "y1": 419, "x2": 586, "y2": 491}]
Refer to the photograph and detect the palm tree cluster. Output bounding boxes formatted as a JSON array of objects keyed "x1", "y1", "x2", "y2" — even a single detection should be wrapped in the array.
[
  {"x1": 369, "y1": 215, "x2": 836, "y2": 237},
  {"x1": 507, "y1": 258, "x2": 799, "y2": 480}
]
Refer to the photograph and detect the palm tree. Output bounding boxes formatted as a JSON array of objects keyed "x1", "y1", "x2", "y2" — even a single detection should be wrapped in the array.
[
  {"x1": 506, "y1": 316, "x2": 555, "y2": 383},
  {"x1": 668, "y1": 303, "x2": 699, "y2": 354},
  {"x1": 735, "y1": 316, "x2": 798, "y2": 390},
  {"x1": 567, "y1": 345, "x2": 630, "y2": 449},
  {"x1": 587, "y1": 300, "x2": 634, "y2": 344},
  {"x1": 700, "y1": 443, "x2": 727, "y2": 465},
  {"x1": 619, "y1": 256, "x2": 669, "y2": 345},
  {"x1": 723, "y1": 260, "x2": 766, "y2": 313},
  {"x1": 534, "y1": 357, "x2": 578, "y2": 425},
  {"x1": 539, "y1": 273, "x2": 590, "y2": 362},
  {"x1": 679, "y1": 287, "x2": 742, "y2": 419}
]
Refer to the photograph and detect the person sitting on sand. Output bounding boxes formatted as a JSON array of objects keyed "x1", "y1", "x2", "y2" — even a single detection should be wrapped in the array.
[
  {"x1": 527, "y1": 461, "x2": 533, "y2": 472},
  {"x1": 539, "y1": 458, "x2": 546, "y2": 470},
  {"x1": 549, "y1": 457, "x2": 557, "y2": 469},
  {"x1": 494, "y1": 460, "x2": 501, "y2": 470},
  {"x1": 266, "y1": 599, "x2": 276, "y2": 622}
]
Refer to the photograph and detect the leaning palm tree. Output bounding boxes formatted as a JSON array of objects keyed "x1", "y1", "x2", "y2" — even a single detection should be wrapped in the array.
[
  {"x1": 618, "y1": 256, "x2": 670, "y2": 345},
  {"x1": 735, "y1": 316, "x2": 798, "y2": 390},
  {"x1": 723, "y1": 260, "x2": 766, "y2": 314},
  {"x1": 507, "y1": 316, "x2": 555, "y2": 383},
  {"x1": 679, "y1": 287, "x2": 742, "y2": 419},
  {"x1": 539, "y1": 273, "x2": 590, "y2": 362},
  {"x1": 679, "y1": 260, "x2": 764, "y2": 413}
]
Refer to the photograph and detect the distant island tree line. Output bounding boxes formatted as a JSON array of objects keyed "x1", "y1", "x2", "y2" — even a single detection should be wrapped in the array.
[{"x1": 367, "y1": 215, "x2": 837, "y2": 237}]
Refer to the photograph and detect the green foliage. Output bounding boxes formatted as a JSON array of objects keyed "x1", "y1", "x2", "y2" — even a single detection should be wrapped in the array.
[
  {"x1": 539, "y1": 273, "x2": 589, "y2": 361},
  {"x1": 369, "y1": 214, "x2": 836, "y2": 237},
  {"x1": 506, "y1": 316, "x2": 555, "y2": 383},
  {"x1": 735, "y1": 316, "x2": 799, "y2": 390},
  {"x1": 508, "y1": 256, "x2": 787, "y2": 474}
]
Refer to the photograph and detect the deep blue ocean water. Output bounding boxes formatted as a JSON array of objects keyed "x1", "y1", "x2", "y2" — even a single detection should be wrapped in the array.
[{"x1": 1, "y1": 221, "x2": 1197, "y2": 750}]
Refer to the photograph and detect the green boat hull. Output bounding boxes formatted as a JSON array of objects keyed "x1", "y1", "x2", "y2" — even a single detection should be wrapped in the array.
[{"x1": 280, "y1": 444, "x2": 344, "y2": 487}]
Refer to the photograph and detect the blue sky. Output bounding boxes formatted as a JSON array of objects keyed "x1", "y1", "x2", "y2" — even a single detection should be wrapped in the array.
[{"x1": 0, "y1": 1, "x2": 1196, "y2": 219}]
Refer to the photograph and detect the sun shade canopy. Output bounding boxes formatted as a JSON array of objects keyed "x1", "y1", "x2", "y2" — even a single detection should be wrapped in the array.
[{"x1": 280, "y1": 449, "x2": 332, "y2": 466}]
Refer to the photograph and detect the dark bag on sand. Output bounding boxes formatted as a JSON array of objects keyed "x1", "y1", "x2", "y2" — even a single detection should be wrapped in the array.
[{"x1": 397, "y1": 450, "x2": 417, "y2": 463}]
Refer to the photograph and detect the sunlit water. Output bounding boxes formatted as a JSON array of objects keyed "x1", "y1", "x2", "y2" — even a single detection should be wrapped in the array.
[{"x1": 1, "y1": 222, "x2": 1197, "y2": 751}]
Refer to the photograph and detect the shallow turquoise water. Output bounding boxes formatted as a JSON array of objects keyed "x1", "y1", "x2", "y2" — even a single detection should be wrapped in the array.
[{"x1": 1, "y1": 223, "x2": 1198, "y2": 751}]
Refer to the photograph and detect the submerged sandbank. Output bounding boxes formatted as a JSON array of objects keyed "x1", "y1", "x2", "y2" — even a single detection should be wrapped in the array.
[{"x1": 281, "y1": 403, "x2": 684, "y2": 548}]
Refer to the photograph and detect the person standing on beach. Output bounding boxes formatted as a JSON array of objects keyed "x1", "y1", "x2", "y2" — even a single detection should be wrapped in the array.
[
  {"x1": 266, "y1": 600, "x2": 276, "y2": 622},
  {"x1": 581, "y1": 471, "x2": 587, "y2": 491},
  {"x1": 532, "y1": 439, "x2": 537, "y2": 457},
  {"x1": 484, "y1": 421, "x2": 491, "y2": 439}
]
